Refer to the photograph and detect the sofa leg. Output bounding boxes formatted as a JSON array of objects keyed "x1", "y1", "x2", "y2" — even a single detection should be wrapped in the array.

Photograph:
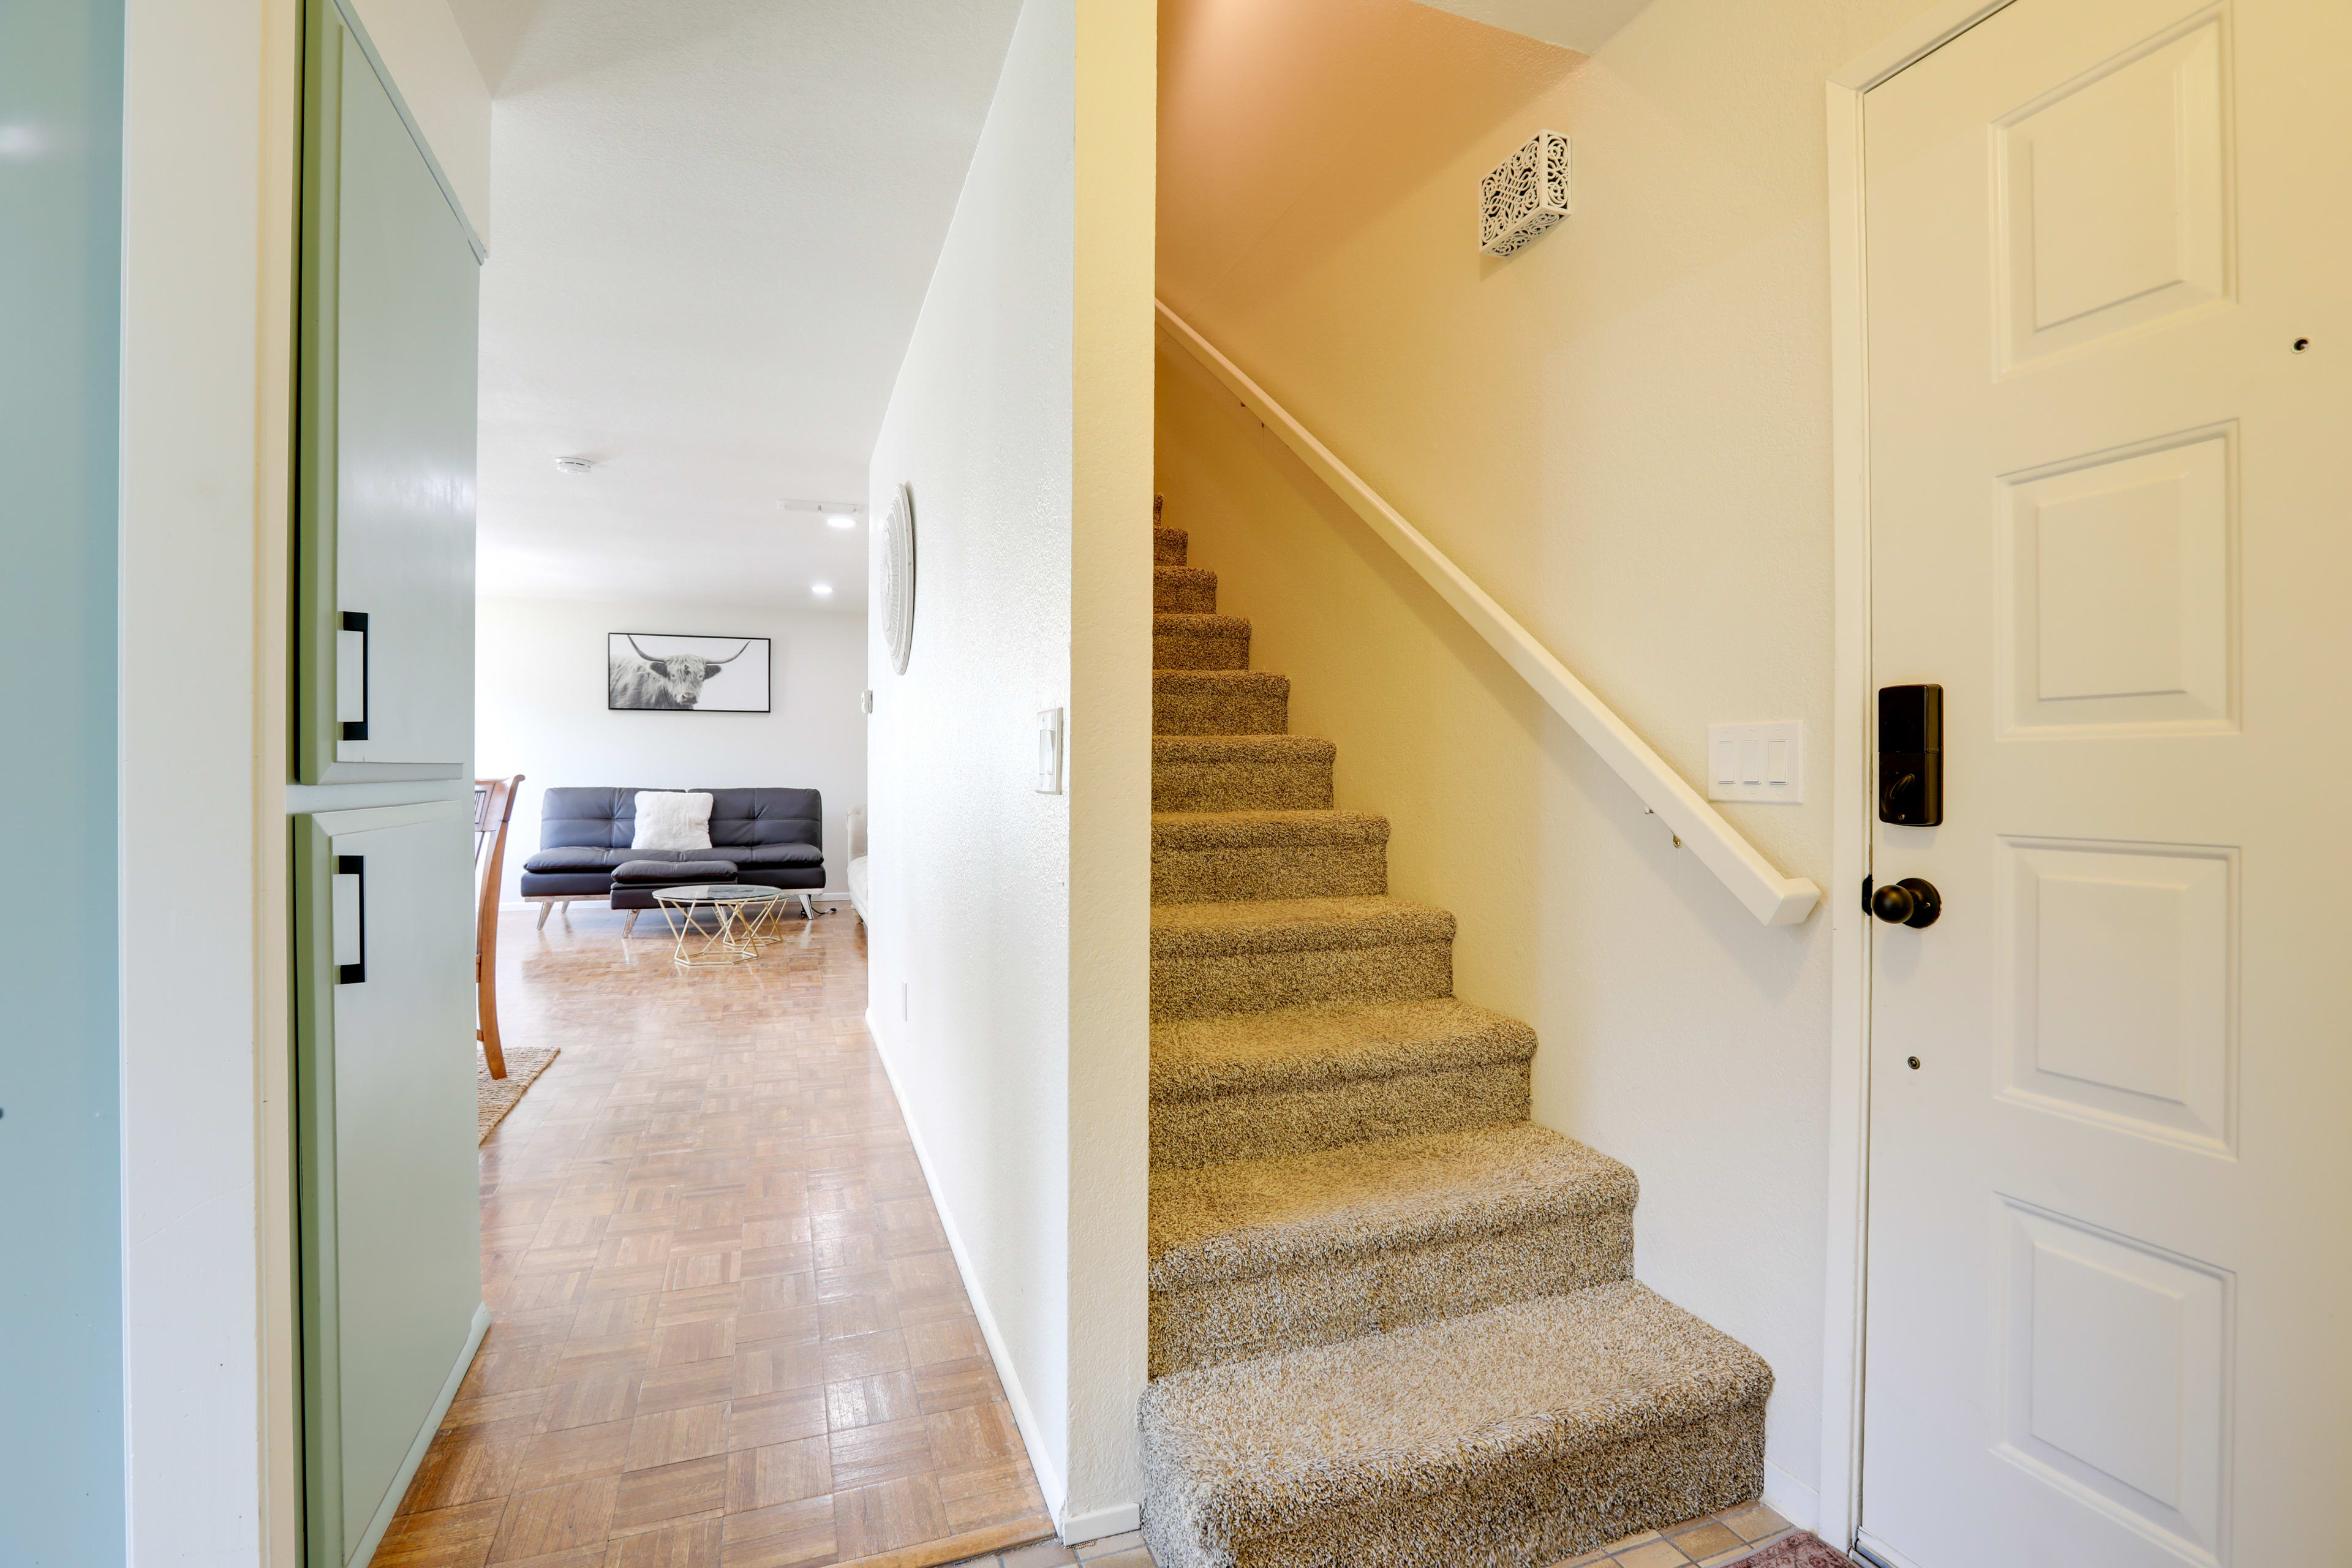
[
  {"x1": 537, "y1": 902, "x2": 551, "y2": 930},
  {"x1": 622, "y1": 910, "x2": 639, "y2": 938},
  {"x1": 799, "y1": 894, "x2": 815, "y2": 920}
]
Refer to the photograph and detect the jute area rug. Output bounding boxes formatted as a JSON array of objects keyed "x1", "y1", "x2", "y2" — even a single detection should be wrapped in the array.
[
  {"x1": 1722, "y1": 1534, "x2": 1855, "y2": 1567},
  {"x1": 477, "y1": 1045, "x2": 559, "y2": 1144}
]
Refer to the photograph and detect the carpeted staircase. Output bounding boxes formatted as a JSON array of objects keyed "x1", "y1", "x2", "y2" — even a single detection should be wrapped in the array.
[{"x1": 1139, "y1": 507, "x2": 1774, "y2": 1568}]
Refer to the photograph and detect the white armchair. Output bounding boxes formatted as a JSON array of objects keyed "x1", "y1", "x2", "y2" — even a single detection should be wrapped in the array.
[{"x1": 845, "y1": 805, "x2": 870, "y2": 926}]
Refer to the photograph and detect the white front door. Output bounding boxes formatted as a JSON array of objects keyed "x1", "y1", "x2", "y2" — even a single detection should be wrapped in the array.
[{"x1": 1859, "y1": 2, "x2": 2352, "y2": 1564}]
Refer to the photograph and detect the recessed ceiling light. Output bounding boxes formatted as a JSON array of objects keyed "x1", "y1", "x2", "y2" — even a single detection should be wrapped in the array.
[
  {"x1": 810, "y1": 582, "x2": 834, "y2": 597},
  {"x1": 555, "y1": 456, "x2": 594, "y2": 475},
  {"x1": 824, "y1": 513, "x2": 857, "y2": 530}
]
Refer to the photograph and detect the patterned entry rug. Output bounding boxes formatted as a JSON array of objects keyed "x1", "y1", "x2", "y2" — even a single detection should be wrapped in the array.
[
  {"x1": 477, "y1": 1045, "x2": 559, "y2": 1144},
  {"x1": 1724, "y1": 1534, "x2": 1855, "y2": 1567}
]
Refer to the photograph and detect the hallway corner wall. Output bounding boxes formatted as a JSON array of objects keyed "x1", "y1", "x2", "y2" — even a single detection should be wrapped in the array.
[
  {"x1": 117, "y1": 0, "x2": 284, "y2": 1556},
  {"x1": 864, "y1": 0, "x2": 1153, "y2": 1537}
]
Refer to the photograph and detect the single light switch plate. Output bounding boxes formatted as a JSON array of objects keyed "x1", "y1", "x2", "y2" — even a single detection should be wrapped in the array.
[
  {"x1": 1036, "y1": 707, "x2": 1064, "y2": 794},
  {"x1": 1708, "y1": 721, "x2": 1804, "y2": 804}
]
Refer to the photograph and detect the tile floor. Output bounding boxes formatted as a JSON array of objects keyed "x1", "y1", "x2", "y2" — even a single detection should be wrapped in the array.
[
  {"x1": 377, "y1": 904, "x2": 1056, "y2": 1568},
  {"x1": 1549, "y1": 1501, "x2": 1815, "y2": 1566},
  {"x1": 941, "y1": 1502, "x2": 1814, "y2": 1565}
]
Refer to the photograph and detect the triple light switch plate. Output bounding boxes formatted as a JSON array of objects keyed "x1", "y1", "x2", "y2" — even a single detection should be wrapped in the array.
[{"x1": 1707, "y1": 721, "x2": 1804, "y2": 804}]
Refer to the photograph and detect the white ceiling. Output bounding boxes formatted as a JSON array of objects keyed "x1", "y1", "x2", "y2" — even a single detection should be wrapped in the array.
[{"x1": 453, "y1": 0, "x2": 1023, "y2": 606}]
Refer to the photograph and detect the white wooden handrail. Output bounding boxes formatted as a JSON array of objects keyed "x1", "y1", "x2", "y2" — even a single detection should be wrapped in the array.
[{"x1": 1156, "y1": 299, "x2": 1822, "y2": 927}]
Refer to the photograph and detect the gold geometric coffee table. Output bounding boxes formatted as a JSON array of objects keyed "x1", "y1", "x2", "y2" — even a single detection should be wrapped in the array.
[{"x1": 650, "y1": 883, "x2": 786, "y2": 967}]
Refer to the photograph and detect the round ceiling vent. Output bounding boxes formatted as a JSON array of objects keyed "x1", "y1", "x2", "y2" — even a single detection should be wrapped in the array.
[{"x1": 880, "y1": 481, "x2": 917, "y2": 676}]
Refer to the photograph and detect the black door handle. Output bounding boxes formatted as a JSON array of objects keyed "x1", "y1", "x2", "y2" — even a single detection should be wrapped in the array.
[
  {"x1": 1872, "y1": 876, "x2": 1941, "y2": 929},
  {"x1": 341, "y1": 611, "x2": 370, "y2": 742},
  {"x1": 336, "y1": 854, "x2": 367, "y2": 983}
]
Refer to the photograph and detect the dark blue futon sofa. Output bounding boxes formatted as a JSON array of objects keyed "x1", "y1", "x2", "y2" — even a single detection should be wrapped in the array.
[{"x1": 520, "y1": 786, "x2": 824, "y2": 927}]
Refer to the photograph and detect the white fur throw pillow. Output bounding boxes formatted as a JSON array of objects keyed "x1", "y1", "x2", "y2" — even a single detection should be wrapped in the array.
[{"x1": 631, "y1": 791, "x2": 714, "y2": 851}]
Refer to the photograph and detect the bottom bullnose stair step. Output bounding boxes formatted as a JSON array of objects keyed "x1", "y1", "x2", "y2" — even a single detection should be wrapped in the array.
[{"x1": 1138, "y1": 1281, "x2": 1771, "y2": 1568}]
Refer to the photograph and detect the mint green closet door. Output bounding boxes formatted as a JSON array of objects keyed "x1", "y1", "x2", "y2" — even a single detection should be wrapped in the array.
[
  {"x1": 295, "y1": 799, "x2": 484, "y2": 1568},
  {"x1": 298, "y1": 0, "x2": 480, "y2": 785},
  {"x1": 291, "y1": 3, "x2": 488, "y2": 1563}
]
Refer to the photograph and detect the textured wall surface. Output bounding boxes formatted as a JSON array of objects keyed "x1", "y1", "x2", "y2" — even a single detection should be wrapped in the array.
[
  {"x1": 864, "y1": 0, "x2": 1153, "y2": 1531},
  {"x1": 0, "y1": 2, "x2": 125, "y2": 1559},
  {"x1": 1157, "y1": 0, "x2": 1945, "y2": 1513},
  {"x1": 475, "y1": 595, "x2": 869, "y2": 900}
]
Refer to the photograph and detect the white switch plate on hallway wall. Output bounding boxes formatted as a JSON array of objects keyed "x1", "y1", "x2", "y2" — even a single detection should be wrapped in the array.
[
  {"x1": 1036, "y1": 707, "x2": 1063, "y2": 794},
  {"x1": 1708, "y1": 722, "x2": 1804, "y2": 804}
]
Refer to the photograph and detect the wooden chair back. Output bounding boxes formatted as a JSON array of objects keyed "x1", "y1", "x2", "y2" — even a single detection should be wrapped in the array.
[{"x1": 475, "y1": 775, "x2": 522, "y2": 1079}]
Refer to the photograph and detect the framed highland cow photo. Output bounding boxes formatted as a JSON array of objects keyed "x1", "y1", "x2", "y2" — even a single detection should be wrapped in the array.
[{"x1": 608, "y1": 632, "x2": 772, "y2": 712}]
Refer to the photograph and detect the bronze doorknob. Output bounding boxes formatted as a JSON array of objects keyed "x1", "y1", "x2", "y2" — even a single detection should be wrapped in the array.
[{"x1": 1872, "y1": 876, "x2": 1942, "y2": 929}]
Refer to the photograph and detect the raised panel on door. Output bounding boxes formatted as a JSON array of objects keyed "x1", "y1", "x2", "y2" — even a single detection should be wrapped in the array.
[
  {"x1": 297, "y1": 0, "x2": 479, "y2": 783},
  {"x1": 295, "y1": 800, "x2": 484, "y2": 1567}
]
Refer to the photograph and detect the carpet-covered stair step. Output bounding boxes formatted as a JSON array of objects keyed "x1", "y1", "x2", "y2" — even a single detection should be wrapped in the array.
[
  {"x1": 1155, "y1": 612, "x2": 1252, "y2": 671},
  {"x1": 1156, "y1": 526, "x2": 1189, "y2": 566},
  {"x1": 1153, "y1": 736, "x2": 1333, "y2": 813},
  {"x1": 1156, "y1": 565, "x2": 1219, "y2": 614},
  {"x1": 1152, "y1": 810, "x2": 1385, "y2": 903},
  {"x1": 1150, "y1": 895, "x2": 1453, "y2": 1020},
  {"x1": 1139, "y1": 1281, "x2": 1772, "y2": 1568},
  {"x1": 1154, "y1": 671, "x2": 1289, "y2": 736},
  {"x1": 1149, "y1": 996, "x2": 1534, "y2": 1167},
  {"x1": 1147, "y1": 1121, "x2": 1635, "y2": 1375}
]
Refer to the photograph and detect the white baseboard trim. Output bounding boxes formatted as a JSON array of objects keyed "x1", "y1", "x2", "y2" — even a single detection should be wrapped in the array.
[
  {"x1": 1059, "y1": 1501, "x2": 1142, "y2": 1546},
  {"x1": 1852, "y1": 1528, "x2": 1928, "y2": 1568},
  {"x1": 1763, "y1": 1459, "x2": 1820, "y2": 1534},
  {"x1": 864, "y1": 1006, "x2": 1069, "y2": 1521},
  {"x1": 349, "y1": 1301, "x2": 491, "y2": 1568}
]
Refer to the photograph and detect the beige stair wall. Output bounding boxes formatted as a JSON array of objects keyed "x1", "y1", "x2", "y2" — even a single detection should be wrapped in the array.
[{"x1": 1155, "y1": 0, "x2": 1953, "y2": 1521}]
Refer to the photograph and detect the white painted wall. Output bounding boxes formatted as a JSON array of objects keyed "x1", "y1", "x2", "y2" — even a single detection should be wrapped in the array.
[
  {"x1": 863, "y1": 0, "x2": 1153, "y2": 1538},
  {"x1": 347, "y1": 0, "x2": 491, "y2": 245},
  {"x1": 118, "y1": 0, "x2": 285, "y2": 1558},
  {"x1": 476, "y1": 596, "x2": 868, "y2": 900}
]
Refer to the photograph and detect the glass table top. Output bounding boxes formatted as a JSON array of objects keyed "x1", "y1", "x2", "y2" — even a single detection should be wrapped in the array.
[{"x1": 651, "y1": 884, "x2": 783, "y2": 903}]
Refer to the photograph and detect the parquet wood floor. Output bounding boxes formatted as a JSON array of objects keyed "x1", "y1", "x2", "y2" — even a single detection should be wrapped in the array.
[{"x1": 382, "y1": 905, "x2": 1055, "y2": 1568}]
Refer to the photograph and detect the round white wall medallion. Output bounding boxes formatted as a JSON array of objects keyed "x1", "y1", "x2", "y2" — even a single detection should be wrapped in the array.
[{"x1": 880, "y1": 481, "x2": 918, "y2": 675}]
